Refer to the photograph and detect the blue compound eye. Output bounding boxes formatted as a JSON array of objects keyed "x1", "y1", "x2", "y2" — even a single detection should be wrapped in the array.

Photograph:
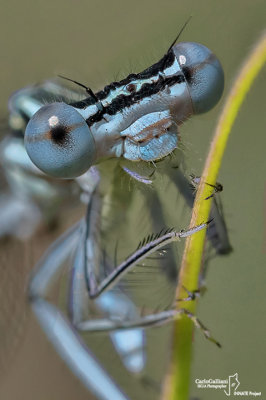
[
  {"x1": 173, "y1": 42, "x2": 224, "y2": 114},
  {"x1": 25, "y1": 102, "x2": 96, "y2": 178}
]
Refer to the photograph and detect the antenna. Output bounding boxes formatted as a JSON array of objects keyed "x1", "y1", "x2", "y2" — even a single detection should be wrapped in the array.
[{"x1": 58, "y1": 75, "x2": 99, "y2": 104}]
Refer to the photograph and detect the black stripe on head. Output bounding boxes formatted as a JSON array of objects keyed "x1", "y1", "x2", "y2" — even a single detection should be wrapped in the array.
[
  {"x1": 86, "y1": 72, "x2": 185, "y2": 126},
  {"x1": 70, "y1": 50, "x2": 177, "y2": 109}
]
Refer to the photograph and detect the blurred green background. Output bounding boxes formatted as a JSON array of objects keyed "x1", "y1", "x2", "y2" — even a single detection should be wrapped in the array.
[{"x1": 0, "y1": 0, "x2": 265, "y2": 399}]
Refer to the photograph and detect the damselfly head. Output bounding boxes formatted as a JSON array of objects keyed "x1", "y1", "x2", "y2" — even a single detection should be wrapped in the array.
[
  {"x1": 25, "y1": 102, "x2": 96, "y2": 178},
  {"x1": 173, "y1": 42, "x2": 224, "y2": 114},
  {"x1": 24, "y1": 40, "x2": 224, "y2": 178}
]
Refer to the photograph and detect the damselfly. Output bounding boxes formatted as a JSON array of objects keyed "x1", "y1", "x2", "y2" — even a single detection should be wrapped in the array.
[{"x1": 6, "y1": 36, "x2": 231, "y2": 400}]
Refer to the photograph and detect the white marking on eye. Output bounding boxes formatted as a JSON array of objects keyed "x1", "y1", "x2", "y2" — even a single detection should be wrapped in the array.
[
  {"x1": 48, "y1": 115, "x2": 59, "y2": 127},
  {"x1": 179, "y1": 55, "x2": 186, "y2": 65}
]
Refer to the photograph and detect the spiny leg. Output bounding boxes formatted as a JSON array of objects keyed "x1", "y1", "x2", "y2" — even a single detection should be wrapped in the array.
[
  {"x1": 88, "y1": 220, "x2": 209, "y2": 299},
  {"x1": 179, "y1": 308, "x2": 221, "y2": 348},
  {"x1": 76, "y1": 305, "x2": 221, "y2": 348},
  {"x1": 176, "y1": 287, "x2": 220, "y2": 346}
]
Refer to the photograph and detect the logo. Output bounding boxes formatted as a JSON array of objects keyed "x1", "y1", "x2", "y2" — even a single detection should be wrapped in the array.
[
  {"x1": 224, "y1": 373, "x2": 240, "y2": 396},
  {"x1": 194, "y1": 373, "x2": 261, "y2": 397}
]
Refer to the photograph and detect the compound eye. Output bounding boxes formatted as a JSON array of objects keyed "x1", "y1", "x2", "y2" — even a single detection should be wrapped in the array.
[
  {"x1": 25, "y1": 102, "x2": 96, "y2": 178},
  {"x1": 173, "y1": 42, "x2": 224, "y2": 114}
]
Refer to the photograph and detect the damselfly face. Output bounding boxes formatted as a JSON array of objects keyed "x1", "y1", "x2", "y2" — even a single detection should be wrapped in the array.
[
  {"x1": 7, "y1": 39, "x2": 229, "y2": 400},
  {"x1": 24, "y1": 42, "x2": 224, "y2": 178}
]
